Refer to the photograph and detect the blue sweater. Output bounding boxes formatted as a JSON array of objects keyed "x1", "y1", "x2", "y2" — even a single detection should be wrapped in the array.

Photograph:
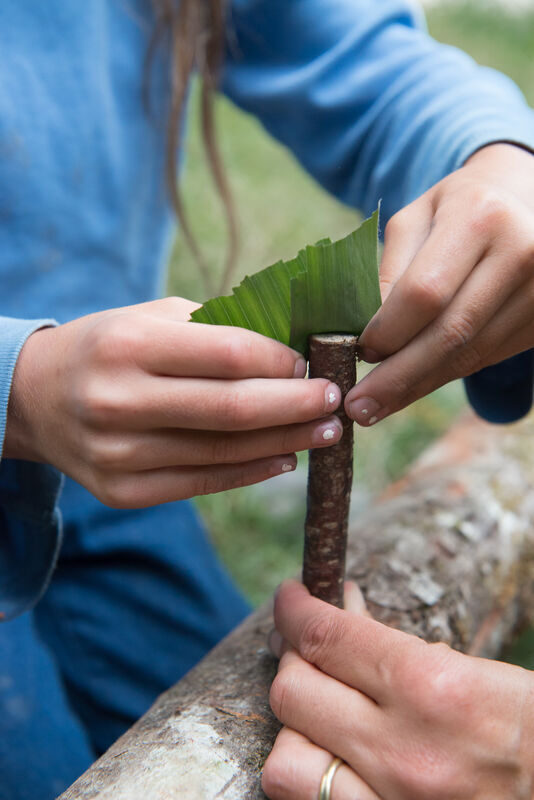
[{"x1": 1, "y1": 0, "x2": 534, "y2": 619}]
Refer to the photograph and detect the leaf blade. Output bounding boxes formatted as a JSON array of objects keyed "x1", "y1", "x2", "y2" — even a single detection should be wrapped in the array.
[{"x1": 191, "y1": 208, "x2": 381, "y2": 355}]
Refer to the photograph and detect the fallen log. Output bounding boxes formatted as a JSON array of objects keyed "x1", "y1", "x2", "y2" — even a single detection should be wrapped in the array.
[{"x1": 59, "y1": 412, "x2": 534, "y2": 800}]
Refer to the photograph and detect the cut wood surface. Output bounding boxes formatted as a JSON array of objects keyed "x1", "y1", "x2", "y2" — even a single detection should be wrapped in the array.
[{"x1": 59, "y1": 412, "x2": 534, "y2": 800}]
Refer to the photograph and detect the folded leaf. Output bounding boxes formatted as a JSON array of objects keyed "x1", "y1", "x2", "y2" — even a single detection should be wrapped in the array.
[{"x1": 191, "y1": 208, "x2": 381, "y2": 356}]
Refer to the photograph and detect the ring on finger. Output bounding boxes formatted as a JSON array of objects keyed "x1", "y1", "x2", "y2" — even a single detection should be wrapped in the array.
[{"x1": 318, "y1": 756, "x2": 344, "y2": 800}]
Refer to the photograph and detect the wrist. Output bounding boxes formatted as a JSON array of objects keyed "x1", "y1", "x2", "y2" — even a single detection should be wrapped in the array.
[
  {"x1": 463, "y1": 142, "x2": 534, "y2": 211},
  {"x1": 464, "y1": 141, "x2": 534, "y2": 170},
  {"x1": 3, "y1": 328, "x2": 53, "y2": 461}
]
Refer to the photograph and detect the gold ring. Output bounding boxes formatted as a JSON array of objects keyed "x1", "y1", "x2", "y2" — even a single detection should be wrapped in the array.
[{"x1": 318, "y1": 756, "x2": 343, "y2": 800}]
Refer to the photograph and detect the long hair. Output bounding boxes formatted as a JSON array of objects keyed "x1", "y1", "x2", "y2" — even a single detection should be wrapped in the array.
[{"x1": 149, "y1": 0, "x2": 237, "y2": 296}]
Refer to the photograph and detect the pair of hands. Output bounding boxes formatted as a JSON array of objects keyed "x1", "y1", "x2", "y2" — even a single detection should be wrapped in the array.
[
  {"x1": 263, "y1": 580, "x2": 534, "y2": 799},
  {"x1": 5, "y1": 143, "x2": 534, "y2": 506}
]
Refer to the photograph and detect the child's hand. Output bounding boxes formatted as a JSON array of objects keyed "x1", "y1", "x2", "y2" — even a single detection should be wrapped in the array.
[
  {"x1": 4, "y1": 297, "x2": 342, "y2": 507},
  {"x1": 346, "y1": 143, "x2": 534, "y2": 426}
]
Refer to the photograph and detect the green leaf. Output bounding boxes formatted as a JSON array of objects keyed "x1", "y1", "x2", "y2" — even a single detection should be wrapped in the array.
[{"x1": 191, "y1": 208, "x2": 381, "y2": 355}]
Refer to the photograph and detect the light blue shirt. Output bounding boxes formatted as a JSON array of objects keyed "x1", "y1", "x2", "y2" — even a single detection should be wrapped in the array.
[{"x1": 1, "y1": 0, "x2": 533, "y2": 619}]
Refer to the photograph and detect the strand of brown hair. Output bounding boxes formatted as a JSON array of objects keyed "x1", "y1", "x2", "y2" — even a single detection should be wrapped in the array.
[{"x1": 149, "y1": 0, "x2": 238, "y2": 298}]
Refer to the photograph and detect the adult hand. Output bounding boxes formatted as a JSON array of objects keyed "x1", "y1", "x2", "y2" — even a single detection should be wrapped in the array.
[
  {"x1": 4, "y1": 297, "x2": 342, "y2": 507},
  {"x1": 263, "y1": 580, "x2": 534, "y2": 799},
  {"x1": 346, "y1": 143, "x2": 534, "y2": 427}
]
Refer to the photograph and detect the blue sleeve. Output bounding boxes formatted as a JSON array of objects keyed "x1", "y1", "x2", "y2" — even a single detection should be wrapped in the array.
[
  {"x1": 222, "y1": 0, "x2": 534, "y2": 225},
  {"x1": 0, "y1": 317, "x2": 64, "y2": 621},
  {"x1": 222, "y1": 0, "x2": 534, "y2": 424}
]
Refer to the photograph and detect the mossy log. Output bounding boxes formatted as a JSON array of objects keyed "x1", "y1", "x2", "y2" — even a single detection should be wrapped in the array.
[{"x1": 59, "y1": 412, "x2": 534, "y2": 800}]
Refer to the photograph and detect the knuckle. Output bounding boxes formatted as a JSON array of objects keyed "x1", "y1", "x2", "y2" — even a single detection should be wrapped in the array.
[
  {"x1": 269, "y1": 667, "x2": 300, "y2": 723},
  {"x1": 194, "y1": 472, "x2": 225, "y2": 497},
  {"x1": 469, "y1": 188, "x2": 510, "y2": 233},
  {"x1": 382, "y1": 371, "x2": 417, "y2": 409},
  {"x1": 161, "y1": 295, "x2": 186, "y2": 314},
  {"x1": 217, "y1": 333, "x2": 252, "y2": 376},
  {"x1": 94, "y1": 475, "x2": 135, "y2": 509},
  {"x1": 85, "y1": 437, "x2": 133, "y2": 472},
  {"x1": 261, "y1": 752, "x2": 287, "y2": 800},
  {"x1": 385, "y1": 208, "x2": 410, "y2": 239},
  {"x1": 299, "y1": 611, "x2": 342, "y2": 665},
  {"x1": 432, "y1": 316, "x2": 483, "y2": 378},
  {"x1": 412, "y1": 642, "x2": 464, "y2": 713},
  {"x1": 438, "y1": 314, "x2": 476, "y2": 354},
  {"x1": 90, "y1": 316, "x2": 144, "y2": 363},
  {"x1": 194, "y1": 465, "x2": 252, "y2": 497},
  {"x1": 216, "y1": 389, "x2": 257, "y2": 429},
  {"x1": 211, "y1": 434, "x2": 240, "y2": 464},
  {"x1": 76, "y1": 377, "x2": 125, "y2": 427},
  {"x1": 408, "y1": 273, "x2": 447, "y2": 315},
  {"x1": 452, "y1": 343, "x2": 483, "y2": 377},
  {"x1": 261, "y1": 751, "x2": 291, "y2": 800},
  {"x1": 279, "y1": 424, "x2": 298, "y2": 455}
]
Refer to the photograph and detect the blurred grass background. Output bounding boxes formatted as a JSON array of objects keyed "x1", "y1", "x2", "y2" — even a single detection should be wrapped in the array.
[{"x1": 168, "y1": 1, "x2": 534, "y2": 608}]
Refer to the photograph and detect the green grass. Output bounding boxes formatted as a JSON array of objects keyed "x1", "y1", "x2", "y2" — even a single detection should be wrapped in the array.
[
  {"x1": 168, "y1": 1, "x2": 533, "y2": 613},
  {"x1": 427, "y1": 2, "x2": 534, "y2": 104}
]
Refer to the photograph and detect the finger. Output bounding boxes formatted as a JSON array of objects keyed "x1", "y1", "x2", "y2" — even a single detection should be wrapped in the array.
[
  {"x1": 460, "y1": 271, "x2": 534, "y2": 369},
  {"x1": 91, "y1": 453, "x2": 299, "y2": 509},
  {"x1": 95, "y1": 416, "x2": 343, "y2": 472},
  {"x1": 133, "y1": 315, "x2": 307, "y2": 380},
  {"x1": 262, "y1": 727, "x2": 381, "y2": 800},
  {"x1": 273, "y1": 580, "x2": 415, "y2": 703},
  {"x1": 484, "y1": 322, "x2": 534, "y2": 367},
  {"x1": 270, "y1": 648, "x2": 383, "y2": 774},
  {"x1": 267, "y1": 584, "x2": 365, "y2": 661},
  {"x1": 378, "y1": 197, "x2": 434, "y2": 305},
  {"x1": 104, "y1": 376, "x2": 340, "y2": 432},
  {"x1": 346, "y1": 266, "x2": 534, "y2": 425},
  {"x1": 360, "y1": 207, "x2": 488, "y2": 361}
]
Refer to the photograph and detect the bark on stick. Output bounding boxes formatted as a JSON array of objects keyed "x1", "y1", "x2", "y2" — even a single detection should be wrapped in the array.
[{"x1": 303, "y1": 333, "x2": 358, "y2": 607}]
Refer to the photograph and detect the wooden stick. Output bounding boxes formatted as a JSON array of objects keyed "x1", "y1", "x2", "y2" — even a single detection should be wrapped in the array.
[{"x1": 303, "y1": 333, "x2": 358, "y2": 607}]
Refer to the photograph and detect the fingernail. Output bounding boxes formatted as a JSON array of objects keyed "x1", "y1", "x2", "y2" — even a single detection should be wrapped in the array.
[
  {"x1": 360, "y1": 347, "x2": 381, "y2": 364},
  {"x1": 293, "y1": 357, "x2": 307, "y2": 378},
  {"x1": 347, "y1": 397, "x2": 382, "y2": 425},
  {"x1": 271, "y1": 455, "x2": 297, "y2": 476},
  {"x1": 325, "y1": 383, "x2": 341, "y2": 411},
  {"x1": 344, "y1": 581, "x2": 367, "y2": 614},
  {"x1": 311, "y1": 417, "x2": 342, "y2": 446}
]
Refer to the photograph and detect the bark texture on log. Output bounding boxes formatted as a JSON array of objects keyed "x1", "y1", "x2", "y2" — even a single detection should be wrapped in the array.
[
  {"x1": 303, "y1": 333, "x2": 357, "y2": 607},
  {"x1": 59, "y1": 413, "x2": 534, "y2": 800}
]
